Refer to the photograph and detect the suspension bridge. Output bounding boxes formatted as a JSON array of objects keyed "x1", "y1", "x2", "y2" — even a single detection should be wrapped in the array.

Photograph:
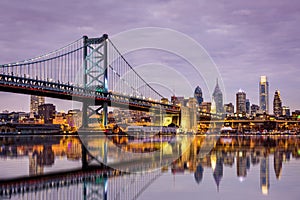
[{"x1": 0, "y1": 34, "x2": 180, "y2": 128}]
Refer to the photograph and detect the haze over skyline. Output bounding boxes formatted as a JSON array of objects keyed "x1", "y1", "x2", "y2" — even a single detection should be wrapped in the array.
[{"x1": 0, "y1": 0, "x2": 299, "y2": 112}]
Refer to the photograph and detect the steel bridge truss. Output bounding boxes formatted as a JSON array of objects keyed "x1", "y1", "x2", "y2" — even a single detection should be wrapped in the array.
[{"x1": 82, "y1": 35, "x2": 109, "y2": 128}]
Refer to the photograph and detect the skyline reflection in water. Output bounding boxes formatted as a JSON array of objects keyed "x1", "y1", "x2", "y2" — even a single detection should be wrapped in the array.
[{"x1": 0, "y1": 134, "x2": 299, "y2": 200}]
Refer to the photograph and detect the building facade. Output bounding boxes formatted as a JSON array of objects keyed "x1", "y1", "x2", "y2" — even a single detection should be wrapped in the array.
[
  {"x1": 38, "y1": 104, "x2": 56, "y2": 124},
  {"x1": 199, "y1": 102, "x2": 212, "y2": 114},
  {"x1": 212, "y1": 79, "x2": 223, "y2": 114},
  {"x1": 30, "y1": 95, "x2": 45, "y2": 115},
  {"x1": 259, "y1": 76, "x2": 269, "y2": 114},
  {"x1": 236, "y1": 89, "x2": 246, "y2": 115},
  {"x1": 251, "y1": 104, "x2": 260, "y2": 116},
  {"x1": 246, "y1": 99, "x2": 250, "y2": 115},
  {"x1": 224, "y1": 103, "x2": 234, "y2": 116},
  {"x1": 282, "y1": 106, "x2": 290, "y2": 117},
  {"x1": 194, "y1": 86, "x2": 204, "y2": 105},
  {"x1": 273, "y1": 90, "x2": 282, "y2": 117}
]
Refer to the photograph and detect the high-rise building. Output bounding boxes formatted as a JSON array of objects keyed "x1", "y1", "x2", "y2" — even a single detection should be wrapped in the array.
[
  {"x1": 282, "y1": 106, "x2": 290, "y2": 117},
  {"x1": 30, "y1": 95, "x2": 45, "y2": 116},
  {"x1": 224, "y1": 103, "x2": 234, "y2": 116},
  {"x1": 273, "y1": 90, "x2": 282, "y2": 117},
  {"x1": 251, "y1": 104, "x2": 260, "y2": 116},
  {"x1": 246, "y1": 99, "x2": 250, "y2": 115},
  {"x1": 38, "y1": 104, "x2": 56, "y2": 124},
  {"x1": 199, "y1": 102, "x2": 211, "y2": 114},
  {"x1": 212, "y1": 79, "x2": 223, "y2": 114},
  {"x1": 194, "y1": 86, "x2": 203, "y2": 105},
  {"x1": 236, "y1": 89, "x2": 246, "y2": 115},
  {"x1": 259, "y1": 76, "x2": 269, "y2": 114}
]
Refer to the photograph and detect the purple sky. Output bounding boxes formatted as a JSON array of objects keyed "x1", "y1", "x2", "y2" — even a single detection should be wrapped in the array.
[{"x1": 0, "y1": 0, "x2": 300, "y2": 112}]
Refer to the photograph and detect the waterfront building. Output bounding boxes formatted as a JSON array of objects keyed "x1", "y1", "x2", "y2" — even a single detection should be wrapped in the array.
[
  {"x1": 194, "y1": 86, "x2": 204, "y2": 105},
  {"x1": 211, "y1": 99, "x2": 216, "y2": 114},
  {"x1": 273, "y1": 90, "x2": 282, "y2": 117},
  {"x1": 30, "y1": 95, "x2": 45, "y2": 116},
  {"x1": 171, "y1": 96, "x2": 184, "y2": 106},
  {"x1": 259, "y1": 76, "x2": 269, "y2": 114},
  {"x1": 251, "y1": 104, "x2": 260, "y2": 116},
  {"x1": 180, "y1": 97, "x2": 198, "y2": 132},
  {"x1": 236, "y1": 89, "x2": 246, "y2": 115},
  {"x1": 199, "y1": 102, "x2": 211, "y2": 114},
  {"x1": 246, "y1": 99, "x2": 250, "y2": 115},
  {"x1": 212, "y1": 79, "x2": 223, "y2": 114},
  {"x1": 224, "y1": 103, "x2": 234, "y2": 116},
  {"x1": 282, "y1": 106, "x2": 290, "y2": 117},
  {"x1": 38, "y1": 104, "x2": 56, "y2": 124}
]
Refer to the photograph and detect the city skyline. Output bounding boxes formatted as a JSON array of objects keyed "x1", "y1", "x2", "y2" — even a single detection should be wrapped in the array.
[
  {"x1": 0, "y1": 75, "x2": 298, "y2": 114},
  {"x1": 0, "y1": 0, "x2": 299, "y2": 112}
]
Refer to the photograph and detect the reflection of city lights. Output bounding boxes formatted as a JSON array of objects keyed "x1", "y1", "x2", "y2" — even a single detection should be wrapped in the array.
[
  {"x1": 211, "y1": 154, "x2": 216, "y2": 171},
  {"x1": 262, "y1": 186, "x2": 269, "y2": 195},
  {"x1": 239, "y1": 177, "x2": 245, "y2": 182},
  {"x1": 239, "y1": 151, "x2": 243, "y2": 157}
]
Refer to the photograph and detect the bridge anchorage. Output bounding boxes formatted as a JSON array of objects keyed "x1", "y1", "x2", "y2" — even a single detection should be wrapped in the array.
[{"x1": 0, "y1": 34, "x2": 181, "y2": 131}]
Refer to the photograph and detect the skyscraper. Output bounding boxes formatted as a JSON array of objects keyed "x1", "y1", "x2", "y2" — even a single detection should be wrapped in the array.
[
  {"x1": 236, "y1": 89, "x2": 246, "y2": 115},
  {"x1": 194, "y1": 86, "x2": 203, "y2": 105},
  {"x1": 259, "y1": 76, "x2": 269, "y2": 114},
  {"x1": 245, "y1": 99, "x2": 250, "y2": 115},
  {"x1": 30, "y1": 95, "x2": 45, "y2": 115},
  {"x1": 212, "y1": 79, "x2": 223, "y2": 114},
  {"x1": 273, "y1": 90, "x2": 282, "y2": 117}
]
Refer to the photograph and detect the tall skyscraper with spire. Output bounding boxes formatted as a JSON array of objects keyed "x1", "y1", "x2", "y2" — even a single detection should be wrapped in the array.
[
  {"x1": 259, "y1": 76, "x2": 269, "y2": 114},
  {"x1": 194, "y1": 86, "x2": 203, "y2": 105},
  {"x1": 212, "y1": 79, "x2": 223, "y2": 114},
  {"x1": 273, "y1": 90, "x2": 282, "y2": 116}
]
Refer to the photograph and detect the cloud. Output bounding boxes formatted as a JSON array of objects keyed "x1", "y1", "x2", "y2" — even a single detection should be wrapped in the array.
[{"x1": 0, "y1": 0, "x2": 299, "y2": 111}]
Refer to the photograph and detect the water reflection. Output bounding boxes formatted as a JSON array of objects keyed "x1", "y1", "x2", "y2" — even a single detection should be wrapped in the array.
[
  {"x1": 172, "y1": 135, "x2": 299, "y2": 196},
  {"x1": 0, "y1": 135, "x2": 299, "y2": 199}
]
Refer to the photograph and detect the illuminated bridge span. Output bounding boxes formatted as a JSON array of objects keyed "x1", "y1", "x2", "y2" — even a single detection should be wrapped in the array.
[
  {"x1": 0, "y1": 34, "x2": 180, "y2": 127},
  {"x1": 0, "y1": 167, "x2": 161, "y2": 200}
]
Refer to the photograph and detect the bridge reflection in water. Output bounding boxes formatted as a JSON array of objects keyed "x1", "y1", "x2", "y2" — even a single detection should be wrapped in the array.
[
  {"x1": 0, "y1": 133, "x2": 212, "y2": 200},
  {"x1": 1, "y1": 134, "x2": 299, "y2": 199}
]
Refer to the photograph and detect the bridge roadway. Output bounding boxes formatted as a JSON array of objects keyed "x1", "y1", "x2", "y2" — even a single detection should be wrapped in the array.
[
  {"x1": 0, "y1": 74, "x2": 180, "y2": 114},
  {"x1": 199, "y1": 119, "x2": 300, "y2": 124}
]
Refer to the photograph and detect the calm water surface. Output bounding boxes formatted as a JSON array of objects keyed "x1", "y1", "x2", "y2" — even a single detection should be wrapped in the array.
[{"x1": 0, "y1": 135, "x2": 299, "y2": 200}]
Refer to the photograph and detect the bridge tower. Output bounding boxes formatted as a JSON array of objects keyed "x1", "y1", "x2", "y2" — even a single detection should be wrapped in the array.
[{"x1": 82, "y1": 34, "x2": 109, "y2": 128}]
